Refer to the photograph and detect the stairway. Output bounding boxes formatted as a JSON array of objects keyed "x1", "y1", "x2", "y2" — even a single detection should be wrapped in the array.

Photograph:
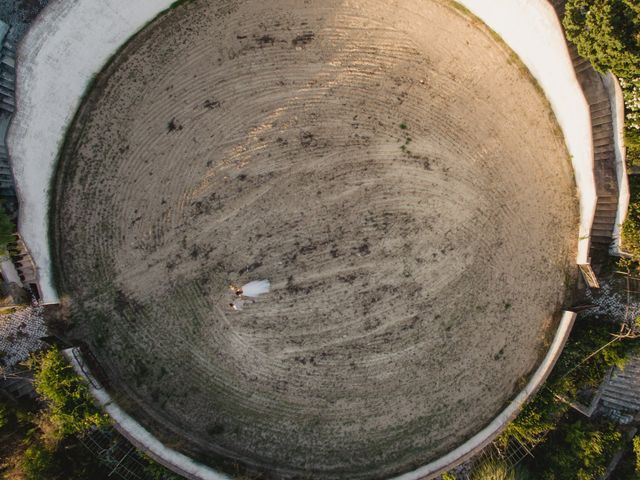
[
  {"x1": 600, "y1": 358, "x2": 640, "y2": 422},
  {"x1": 567, "y1": 47, "x2": 620, "y2": 269},
  {"x1": 0, "y1": 371, "x2": 36, "y2": 400},
  {"x1": 0, "y1": 20, "x2": 17, "y2": 204},
  {"x1": 547, "y1": 1, "x2": 621, "y2": 273},
  {"x1": 8, "y1": 235, "x2": 38, "y2": 292}
]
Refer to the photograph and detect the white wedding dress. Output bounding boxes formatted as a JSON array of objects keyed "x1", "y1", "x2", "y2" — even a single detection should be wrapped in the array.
[{"x1": 241, "y1": 280, "x2": 271, "y2": 297}]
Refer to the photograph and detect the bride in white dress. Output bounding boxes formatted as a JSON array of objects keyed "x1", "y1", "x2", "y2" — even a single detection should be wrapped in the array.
[
  {"x1": 230, "y1": 280, "x2": 271, "y2": 298},
  {"x1": 239, "y1": 279, "x2": 271, "y2": 297}
]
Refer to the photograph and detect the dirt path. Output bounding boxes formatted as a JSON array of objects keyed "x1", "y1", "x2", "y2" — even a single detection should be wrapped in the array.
[{"x1": 52, "y1": 0, "x2": 578, "y2": 478}]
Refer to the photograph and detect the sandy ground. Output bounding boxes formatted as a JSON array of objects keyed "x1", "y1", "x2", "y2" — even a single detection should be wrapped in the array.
[{"x1": 51, "y1": 0, "x2": 578, "y2": 478}]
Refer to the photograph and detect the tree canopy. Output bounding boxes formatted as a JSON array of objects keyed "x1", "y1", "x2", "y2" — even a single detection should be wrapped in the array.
[{"x1": 563, "y1": 0, "x2": 640, "y2": 78}]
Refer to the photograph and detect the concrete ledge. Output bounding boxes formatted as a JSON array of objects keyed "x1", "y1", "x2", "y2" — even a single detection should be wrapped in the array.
[
  {"x1": 602, "y1": 72, "x2": 631, "y2": 257},
  {"x1": 62, "y1": 347, "x2": 231, "y2": 480},
  {"x1": 392, "y1": 311, "x2": 577, "y2": 480}
]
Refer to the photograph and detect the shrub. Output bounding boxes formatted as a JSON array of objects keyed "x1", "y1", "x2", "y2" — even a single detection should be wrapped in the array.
[
  {"x1": 0, "y1": 204, "x2": 14, "y2": 257},
  {"x1": 29, "y1": 349, "x2": 109, "y2": 441},
  {"x1": 0, "y1": 401, "x2": 8, "y2": 430},
  {"x1": 563, "y1": 0, "x2": 640, "y2": 78},
  {"x1": 623, "y1": 176, "x2": 640, "y2": 257},
  {"x1": 470, "y1": 459, "x2": 520, "y2": 480},
  {"x1": 535, "y1": 420, "x2": 623, "y2": 480},
  {"x1": 20, "y1": 441, "x2": 56, "y2": 480}
]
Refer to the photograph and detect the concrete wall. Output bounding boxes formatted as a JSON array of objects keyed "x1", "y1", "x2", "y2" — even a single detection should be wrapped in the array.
[
  {"x1": 455, "y1": 0, "x2": 596, "y2": 265},
  {"x1": 12, "y1": 0, "x2": 592, "y2": 478},
  {"x1": 602, "y1": 72, "x2": 631, "y2": 257},
  {"x1": 7, "y1": 0, "x2": 175, "y2": 303},
  {"x1": 62, "y1": 347, "x2": 230, "y2": 480}
]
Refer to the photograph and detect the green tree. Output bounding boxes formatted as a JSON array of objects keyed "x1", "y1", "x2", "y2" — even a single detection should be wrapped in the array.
[
  {"x1": 21, "y1": 441, "x2": 56, "y2": 480},
  {"x1": 623, "y1": 176, "x2": 640, "y2": 258},
  {"x1": 0, "y1": 204, "x2": 14, "y2": 256},
  {"x1": 470, "y1": 459, "x2": 514, "y2": 480},
  {"x1": 536, "y1": 420, "x2": 623, "y2": 480},
  {"x1": 0, "y1": 401, "x2": 8, "y2": 429},
  {"x1": 634, "y1": 436, "x2": 640, "y2": 474},
  {"x1": 563, "y1": 0, "x2": 640, "y2": 78},
  {"x1": 29, "y1": 349, "x2": 109, "y2": 441}
]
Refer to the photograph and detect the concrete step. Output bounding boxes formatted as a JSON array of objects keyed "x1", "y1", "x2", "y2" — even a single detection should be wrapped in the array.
[
  {"x1": 593, "y1": 142, "x2": 615, "y2": 154},
  {"x1": 576, "y1": 60, "x2": 595, "y2": 74},
  {"x1": 596, "y1": 197, "x2": 618, "y2": 207},
  {"x1": 595, "y1": 155, "x2": 615, "y2": 165},
  {"x1": 611, "y1": 365, "x2": 640, "y2": 382},
  {"x1": 592, "y1": 228, "x2": 614, "y2": 238},
  {"x1": 613, "y1": 374, "x2": 640, "y2": 387},
  {"x1": 0, "y1": 78, "x2": 14, "y2": 90},
  {"x1": 591, "y1": 104, "x2": 612, "y2": 116},
  {"x1": 593, "y1": 123, "x2": 614, "y2": 136},
  {"x1": 593, "y1": 214, "x2": 618, "y2": 225},
  {"x1": 590, "y1": 98, "x2": 611, "y2": 110},
  {"x1": 593, "y1": 129, "x2": 614, "y2": 141},
  {"x1": 615, "y1": 364, "x2": 640, "y2": 377},
  {"x1": 594, "y1": 206, "x2": 618, "y2": 215},
  {"x1": 602, "y1": 396, "x2": 640, "y2": 412},
  {"x1": 592, "y1": 107, "x2": 612, "y2": 118},
  {"x1": 594, "y1": 144, "x2": 614, "y2": 155},
  {"x1": 593, "y1": 215, "x2": 616, "y2": 226},
  {"x1": 603, "y1": 389, "x2": 640, "y2": 408},
  {"x1": 0, "y1": 85, "x2": 14, "y2": 99},
  {"x1": 0, "y1": 56, "x2": 15, "y2": 69},
  {"x1": 591, "y1": 235, "x2": 613, "y2": 245},
  {"x1": 596, "y1": 190, "x2": 619, "y2": 200},
  {"x1": 592, "y1": 116, "x2": 613, "y2": 128},
  {"x1": 602, "y1": 388, "x2": 640, "y2": 408},
  {"x1": 619, "y1": 361, "x2": 640, "y2": 374}
]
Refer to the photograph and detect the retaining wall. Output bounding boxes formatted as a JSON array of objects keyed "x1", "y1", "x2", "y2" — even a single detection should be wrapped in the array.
[
  {"x1": 456, "y1": 0, "x2": 596, "y2": 265},
  {"x1": 62, "y1": 347, "x2": 230, "y2": 480},
  {"x1": 7, "y1": 0, "x2": 175, "y2": 303},
  {"x1": 12, "y1": 0, "x2": 594, "y2": 478},
  {"x1": 602, "y1": 72, "x2": 631, "y2": 257}
]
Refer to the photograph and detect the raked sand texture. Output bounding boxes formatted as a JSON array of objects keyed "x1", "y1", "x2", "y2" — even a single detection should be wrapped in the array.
[{"x1": 51, "y1": 0, "x2": 578, "y2": 478}]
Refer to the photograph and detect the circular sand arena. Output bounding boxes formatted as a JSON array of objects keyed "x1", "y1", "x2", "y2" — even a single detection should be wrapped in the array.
[{"x1": 51, "y1": 0, "x2": 578, "y2": 478}]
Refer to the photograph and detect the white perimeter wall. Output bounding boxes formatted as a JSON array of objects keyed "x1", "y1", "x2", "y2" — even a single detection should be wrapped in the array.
[
  {"x1": 602, "y1": 72, "x2": 631, "y2": 256},
  {"x1": 11, "y1": 0, "x2": 593, "y2": 478},
  {"x1": 456, "y1": 0, "x2": 596, "y2": 265},
  {"x1": 7, "y1": 0, "x2": 175, "y2": 303}
]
